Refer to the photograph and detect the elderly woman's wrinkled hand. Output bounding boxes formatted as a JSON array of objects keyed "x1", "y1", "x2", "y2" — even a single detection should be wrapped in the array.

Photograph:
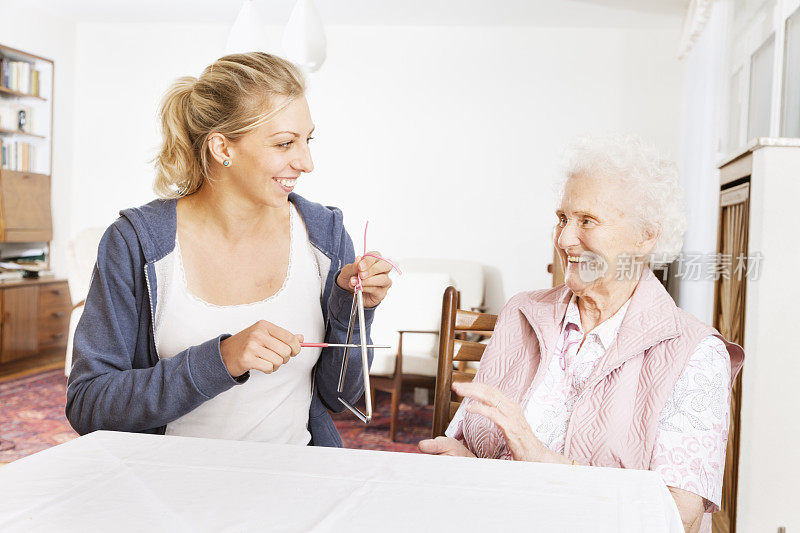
[
  {"x1": 418, "y1": 436, "x2": 476, "y2": 457},
  {"x1": 453, "y1": 381, "x2": 550, "y2": 463}
]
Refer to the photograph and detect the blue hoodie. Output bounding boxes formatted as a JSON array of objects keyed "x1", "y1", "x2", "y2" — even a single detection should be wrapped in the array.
[{"x1": 66, "y1": 193, "x2": 374, "y2": 447}]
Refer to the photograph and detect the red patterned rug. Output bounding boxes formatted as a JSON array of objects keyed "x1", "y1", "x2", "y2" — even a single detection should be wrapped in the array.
[
  {"x1": 0, "y1": 370, "x2": 77, "y2": 462},
  {"x1": 0, "y1": 369, "x2": 431, "y2": 463}
]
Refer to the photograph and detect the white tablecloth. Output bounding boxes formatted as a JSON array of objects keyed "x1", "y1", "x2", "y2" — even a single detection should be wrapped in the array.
[{"x1": 0, "y1": 431, "x2": 682, "y2": 532}]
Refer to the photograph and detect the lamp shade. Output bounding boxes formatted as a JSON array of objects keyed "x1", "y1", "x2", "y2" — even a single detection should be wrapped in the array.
[
  {"x1": 225, "y1": 0, "x2": 268, "y2": 55},
  {"x1": 281, "y1": 0, "x2": 327, "y2": 72}
]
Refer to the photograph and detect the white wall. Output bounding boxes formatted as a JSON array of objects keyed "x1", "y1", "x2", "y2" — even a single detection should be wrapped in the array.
[
  {"x1": 0, "y1": 2, "x2": 76, "y2": 277},
  {"x1": 71, "y1": 19, "x2": 683, "y2": 310}
]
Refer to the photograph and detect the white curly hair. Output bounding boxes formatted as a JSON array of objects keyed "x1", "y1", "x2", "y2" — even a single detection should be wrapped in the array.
[{"x1": 559, "y1": 134, "x2": 688, "y2": 265}]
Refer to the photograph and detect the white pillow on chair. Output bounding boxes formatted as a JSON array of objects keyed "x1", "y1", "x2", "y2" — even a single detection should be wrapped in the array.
[{"x1": 369, "y1": 271, "x2": 452, "y2": 376}]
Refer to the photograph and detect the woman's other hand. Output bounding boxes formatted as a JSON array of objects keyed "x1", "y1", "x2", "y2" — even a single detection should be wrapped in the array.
[
  {"x1": 454, "y1": 381, "x2": 553, "y2": 463},
  {"x1": 336, "y1": 251, "x2": 393, "y2": 307},
  {"x1": 418, "y1": 436, "x2": 476, "y2": 458},
  {"x1": 220, "y1": 320, "x2": 303, "y2": 378}
]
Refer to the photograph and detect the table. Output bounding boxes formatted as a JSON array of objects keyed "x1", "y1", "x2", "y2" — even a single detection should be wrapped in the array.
[{"x1": 0, "y1": 431, "x2": 682, "y2": 532}]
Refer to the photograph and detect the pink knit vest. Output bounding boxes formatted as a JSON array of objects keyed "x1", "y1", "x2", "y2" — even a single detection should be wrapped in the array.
[{"x1": 456, "y1": 270, "x2": 745, "y2": 469}]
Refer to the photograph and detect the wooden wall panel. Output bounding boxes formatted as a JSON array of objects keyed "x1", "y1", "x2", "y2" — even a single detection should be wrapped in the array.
[
  {"x1": 0, "y1": 170, "x2": 53, "y2": 242},
  {"x1": 712, "y1": 183, "x2": 750, "y2": 533}
]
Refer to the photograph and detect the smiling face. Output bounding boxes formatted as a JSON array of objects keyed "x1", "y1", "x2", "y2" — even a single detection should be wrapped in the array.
[
  {"x1": 554, "y1": 172, "x2": 652, "y2": 297},
  {"x1": 222, "y1": 96, "x2": 315, "y2": 208}
]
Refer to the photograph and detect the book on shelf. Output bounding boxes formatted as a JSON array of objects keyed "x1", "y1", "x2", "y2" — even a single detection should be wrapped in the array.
[
  {"x1": 0, "y1": 268, "x2": 54, "y2": 281},
  {"x1": 0, "y1": 257, "x2": 48, "y2": 281},
  {"x1": 0, "y1": 57, "x2": 41, "y2": 97},
  {"x1": 0, "y1": 260, "x2": 47, "y2": 272},
  {"x1": 0, "y1": 245, "x2": 48, "y2": 275},
  {"x1": 0, "y1": 138, "x2": 36, "y2": 171},
  {"x1": 0, "y1": 245, "x2": 46, "y2": 271},
  {"x1": 0, "y1": 244, "x2": 47, "y2": 262}
]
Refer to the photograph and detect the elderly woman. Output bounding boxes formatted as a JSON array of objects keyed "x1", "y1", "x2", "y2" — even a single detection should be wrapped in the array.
[{"x1": 419, "y1": 136, "x2": 743, "y2": 533}]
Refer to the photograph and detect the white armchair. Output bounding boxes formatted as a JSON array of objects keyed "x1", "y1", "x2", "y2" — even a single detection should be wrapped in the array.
[
  {"x1": 64, "y1": 227, "x2": 106, "y2": 377},
  {"x1": 368, "y1": 258, "x2": 484, "y2": 441}
]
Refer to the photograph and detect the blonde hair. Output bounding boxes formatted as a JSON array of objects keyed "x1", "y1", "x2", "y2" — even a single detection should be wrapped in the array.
[{"x1": 153, "y1": 52, "x2": 306, "y2": 198}]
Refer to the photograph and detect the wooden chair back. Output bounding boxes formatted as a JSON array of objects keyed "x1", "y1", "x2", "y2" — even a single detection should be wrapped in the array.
[{"x1": 431, "y1": 286, "x2": 498, "y2": 438}]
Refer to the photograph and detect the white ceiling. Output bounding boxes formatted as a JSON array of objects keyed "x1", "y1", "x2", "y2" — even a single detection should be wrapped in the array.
[{"x1": 26, "y1": 0, "x2": 689, "y2": 27}]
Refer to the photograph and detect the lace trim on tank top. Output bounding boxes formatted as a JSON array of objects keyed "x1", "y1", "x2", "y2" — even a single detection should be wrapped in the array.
[{"x1": 174, "y1": 206, "x2": 296, "y2": 309}]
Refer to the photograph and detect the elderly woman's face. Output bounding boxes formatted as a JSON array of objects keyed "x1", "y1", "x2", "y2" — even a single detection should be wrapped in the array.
[{"x1": 555, "y1": 172, "x2": 646, "y2": 295}]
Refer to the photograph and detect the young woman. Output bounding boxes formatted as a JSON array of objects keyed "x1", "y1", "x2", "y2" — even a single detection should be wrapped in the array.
[{"x1": 67, "y1": 52, "x2": 393, "y2": 447}]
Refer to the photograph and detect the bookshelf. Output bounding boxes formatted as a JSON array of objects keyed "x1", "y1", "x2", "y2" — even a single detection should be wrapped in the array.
[
  {"x1": 0, "y1": 43, "x2": 69, "y2": 375},
  {"x1": 0, "y1": 44, "x2": 52, "y2": 175},
  {"x1": 0, "y1": 43, "x2": 54, "y2": 259}
]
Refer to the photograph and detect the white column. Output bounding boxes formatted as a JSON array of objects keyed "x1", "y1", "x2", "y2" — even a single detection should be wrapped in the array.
[
  {"x1": 737, "y1": 145, "x2": 800, "y2": 531},
  {"x1": 675, "y1": 0, "x2": 728, "y2": 323}
]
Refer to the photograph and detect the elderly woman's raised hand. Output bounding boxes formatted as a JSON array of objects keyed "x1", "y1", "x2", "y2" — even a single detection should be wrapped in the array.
[
  {"x1": 418, "y1": 436, "x2": 476, "y2": 457},
  {"x1": 336, "y1": 251, "x2": 393, "y2": 308},
  {"x1": 454, "y1": 381, "x2": 553, "y2": 463}
]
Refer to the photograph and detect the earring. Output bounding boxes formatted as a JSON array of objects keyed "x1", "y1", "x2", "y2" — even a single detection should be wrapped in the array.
[{"x1": 223, "y1": 160, "x2": 230, "y2": 167}]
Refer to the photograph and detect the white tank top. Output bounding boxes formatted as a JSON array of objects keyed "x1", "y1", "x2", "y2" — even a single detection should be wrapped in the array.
[{"x1": 154, "y1": 204, "x2": 325, "y2": 444}]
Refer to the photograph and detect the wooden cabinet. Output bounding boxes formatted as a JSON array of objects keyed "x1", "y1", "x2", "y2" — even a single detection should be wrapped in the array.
[
  {"x1": 36, "y1": 282, "x2": 71, "y2": 350},
  {"x1": 0, "y1": 279, "x2": 70, "y2": 366},
  {"x1": 0, "y1": 169, "x2": 52, "y2": 242}
]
